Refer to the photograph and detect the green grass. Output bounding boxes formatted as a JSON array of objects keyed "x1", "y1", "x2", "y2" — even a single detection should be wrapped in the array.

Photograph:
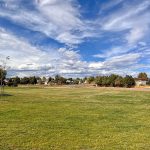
[{"x1": 0, "y1": 87, "x2": 150, "y2": 150}]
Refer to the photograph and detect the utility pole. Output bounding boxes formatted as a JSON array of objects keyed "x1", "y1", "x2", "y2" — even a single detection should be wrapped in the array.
[{"x1": 0, "y1": 56, "x2": 10, "y2": 96}]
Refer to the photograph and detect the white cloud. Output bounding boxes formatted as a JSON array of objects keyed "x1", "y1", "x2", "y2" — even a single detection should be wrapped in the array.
[
  {"x1": 0, "y1": 28, "x2": 146, "y2": 77},
  {"x1": 90, "y1": 53, "x2": 141, "y2": 73},
  {"x1": 100, "y1": 0, "x2": 124, "y2": 12},
  {"x1": 126, "y1": 26, "x2": 148, "y2": 44},
  {"x1": 101, "y1": 0, "x2": 150, "y2": 44},
  {"x1": 0, "y1": 28, "x2": 57, "y2": 72},
  {"x1": 1, "y1": 0, "x2": 150, "y2": 77},
  {"x1": 0, "y1": 0, "x2": 96, "y2": 46},
  {"x1": 93, "y1": 45, "x2": 135, "y2": 59},
  {"x1": 0, "y1": 28, "x2": 88, "y2": 77}
]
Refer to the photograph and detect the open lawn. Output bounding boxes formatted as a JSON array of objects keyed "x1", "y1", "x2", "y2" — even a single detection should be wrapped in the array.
[{"x1": 0, "y1": 87, "x2": 150, "y2": 150}]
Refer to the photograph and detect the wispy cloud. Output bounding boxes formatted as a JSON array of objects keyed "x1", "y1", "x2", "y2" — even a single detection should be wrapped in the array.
[
  {"x1": 0, "y1": 0, "x2": 97, "y2": 46},
  {"x1": 0, "y1": 28, "x2": 56, "y2": 70},
  {"x1": 0, "y1": 28, "x2": 87, "y2": 77},
  {"x1": 90, "y1": 53, "x2": 140, "y2": 70},
  {"x1": 1, "y1": 0, "x2": 150, "y2": 77},
  {"x1": 100, "y1": 0, "x2": 124, "y2": 11},
  {"x1": 100, "y1": 0, "x2": 150, "y2": 44}
]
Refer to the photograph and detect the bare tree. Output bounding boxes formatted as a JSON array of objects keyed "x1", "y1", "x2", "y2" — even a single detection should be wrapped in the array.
[{"x1": 0, "y1": 56, "x2": 10, "y2": 96}]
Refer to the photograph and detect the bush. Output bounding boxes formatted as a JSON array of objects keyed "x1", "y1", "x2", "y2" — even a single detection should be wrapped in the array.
[
  {"x1": 123, "y1": 75, "x2": 135, "y2": 88},
  {"x1": 95, "y1": 74, "x2": 135, "y2": 88},
  {"x1": 95, "y1": 76, "x2": 103, "y2": 86},
  {"x1": 115, "y1": 76, "x2": 124, "y2": 87}
]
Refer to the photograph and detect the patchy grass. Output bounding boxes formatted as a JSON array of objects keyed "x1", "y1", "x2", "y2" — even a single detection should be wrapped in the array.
[{"x1": 0, "y1": 87, "x2": 150, "y2": 149}]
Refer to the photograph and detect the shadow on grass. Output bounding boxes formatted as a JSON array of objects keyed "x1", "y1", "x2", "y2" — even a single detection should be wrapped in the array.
[{"x1": 0, "y1": 93, "x2": 13, "y2": 97}]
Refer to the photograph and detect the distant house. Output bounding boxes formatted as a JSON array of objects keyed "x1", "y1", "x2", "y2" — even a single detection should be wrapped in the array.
[
  {"x1": 135, "y1": 78, "x2": 147, "y2": 86},
  {"x1": 3, "y1": 79, "x2": 9, "y2": 85},
  {"x1": 66, "y1": 80, "x2": 73, "y2": 84},
  {"x1": 84, "y1": 80, "x2": 88, "y2": 84},
  {"x1": 44, "y1": 79, "x2": 49, "y2": 85},
  {"x1": 78, "y1": 80, "x2": 82, "y2": 84}
]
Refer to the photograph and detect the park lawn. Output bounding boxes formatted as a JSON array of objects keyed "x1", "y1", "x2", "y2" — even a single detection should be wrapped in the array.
[{"x1": 0, "y1": 87, "x2": 150, "y2": 150}]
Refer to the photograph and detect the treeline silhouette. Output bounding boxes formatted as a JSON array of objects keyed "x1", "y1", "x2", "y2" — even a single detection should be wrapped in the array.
[{"x1": 5, "y1": 74, "x2": 138, "y2": 88}]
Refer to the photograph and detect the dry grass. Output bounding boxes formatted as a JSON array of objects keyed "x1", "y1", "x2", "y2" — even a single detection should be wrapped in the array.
[{"x1": 0, "y1": 87, "x2": 150, "y2": 149}]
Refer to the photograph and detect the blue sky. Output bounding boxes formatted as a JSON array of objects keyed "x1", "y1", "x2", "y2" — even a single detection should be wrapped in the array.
[{"x1": 0, "y1": 0, "x2": 150, "y2": 77}]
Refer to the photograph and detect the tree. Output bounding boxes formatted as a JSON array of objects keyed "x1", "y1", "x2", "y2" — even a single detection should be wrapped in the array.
[
  {"x1": 123, "y1": 75, "x2": 135, "y2": 88},
  {"x1": 48, "y1": 77, "x2": 54, "y2": 82},
  {"x1": 95, "y1": 76, "x2": 103, "y2": 86},
  {"x1": 87, "y1": 76, "x2": 95, "y2": 84},
  {"x1": 29, "y1": 76, "x2": 37, "y2": 84},
  {"x1": 83, "y1": 77, "x2": 87, "y2": 83},
  {"x1": 7, "y1": 78, "x2": 13, "y2": 86},
  {"x1": 0, "y1": 68, "x2": 7, "y2": 95},
  {"x1": 115, "y1": 76, "x2": 124, "y2": 87},
  {"x1": 95, "y1": 76, "x2": 112, "y2": 87},
  {"x1": 55, "y1": 75, "x2": 60, "y2": 84},
  {"x1": 42, "y1": 77, "x2": 46, "y2": 83},
  {"x1": 138, "y1": 72, "x2": 148, "y2": 80},
  {"x1": 73, "y1": 78, "x2": 81, "y2": 84},
  {"x1": 101, "y1": 76, "x2": 111, "y2": 87},
  {"x1": 59, "y1": 76, "x2": 67, "y2": 84},
  {"x1": 20, "y1": 77, "x2": 29, "y2": 84},
  {"x1": 55, "y1": 75, "x2": 67, "y2": 85},
  {"x1": 36, "y1": 77, "x2": 42, "y2": 84},
  {"x1": 14, "y1": 76, "x2": 20, "y2": 84},
  {"x1": 7, "y1": 78, "x2": 18, "y2": 87},
  {"x1": 0, "y1": 68, "x2": 7, "y2": 84},
  {"x1": 147, "y1": 78, "x2": 150, "y2": 85},
  {"x1": 9, "y1": 76, "x2": 20, "y2": 86},
  {"x1": 109, "y1": 74, "x2": 119, "y2": 87}
]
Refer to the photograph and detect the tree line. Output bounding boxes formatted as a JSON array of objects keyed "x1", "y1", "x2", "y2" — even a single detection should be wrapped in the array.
[
  {"x1": 87, "y1": 72, "x2": 149, "y2": 88},
  {"x1": 88, "y1": 74, "x2": 135, "y2": 88},
  {"x1": 4, "y1": 75, "x2": 82, "y2": 87},
  {"x1": 0, "y1": 68, "x2": 150, "y2": 88},
  {"x1": 3, "y1": 74, "x2": 136, "y2": 88}
]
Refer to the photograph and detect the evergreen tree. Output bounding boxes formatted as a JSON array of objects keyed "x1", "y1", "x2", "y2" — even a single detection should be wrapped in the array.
[
  {"x1": 123, "y1": 75, "x2": 135, "y2": 88},
  {"x1": 138, "y1": 72, "x2": 148, "y2": 80}
]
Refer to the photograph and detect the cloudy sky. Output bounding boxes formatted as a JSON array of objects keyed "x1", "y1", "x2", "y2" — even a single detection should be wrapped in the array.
[{"x1": 0, "y1": 0, "x2": 150, "y2": 77}]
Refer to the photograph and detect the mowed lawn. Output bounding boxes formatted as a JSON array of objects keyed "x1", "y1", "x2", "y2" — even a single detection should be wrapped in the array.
[{"x1": 0, "y1": 87, "x2": 150, "y2": 150}]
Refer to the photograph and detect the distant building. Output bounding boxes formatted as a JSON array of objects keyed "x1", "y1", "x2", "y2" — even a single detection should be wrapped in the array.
[
  {"x1": 66, "y1": 80, "x2": 73, "y2": 84},
  {"x1": 84, "y1": 80, "x2": 88, "y2": 84},
  {"x1": 44, "y1": 79, "x2": 49, "y2": 85},
  {"x1": 135, "y1": 78, "x2": 147, "y2": 86},
  {"x1": 4, "y1": 79, "x2": 9, "y2": 83},
  {"x1": 78, "y1": 80, "x2": 82, "y2": 84}
]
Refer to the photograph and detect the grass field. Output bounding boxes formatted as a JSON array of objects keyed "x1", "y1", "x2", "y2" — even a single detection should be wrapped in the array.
[{"x1": 0, "y1": 87, "x2": 150, "y2": 150}]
